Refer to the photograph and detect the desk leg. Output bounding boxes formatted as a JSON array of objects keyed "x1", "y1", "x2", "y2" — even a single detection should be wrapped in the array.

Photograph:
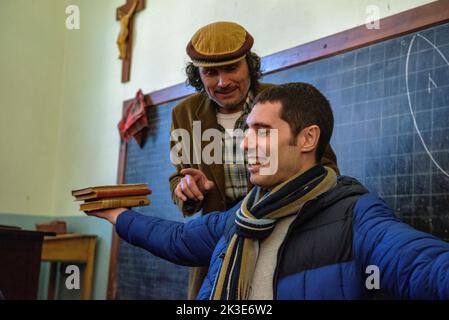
[
  {"x1": 81, "y1": 239, "x2": 96, "y2": 300},
  {"x1": 47, "y1": 262, "x2": 57, "y2": 300}
]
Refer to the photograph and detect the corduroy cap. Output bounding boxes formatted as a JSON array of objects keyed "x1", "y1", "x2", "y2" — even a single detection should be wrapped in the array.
[{"x1": 186, "y1": 21, "x2": 254, "y2": 67}]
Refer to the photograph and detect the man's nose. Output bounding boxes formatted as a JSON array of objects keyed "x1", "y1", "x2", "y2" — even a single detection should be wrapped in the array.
[
  {"x1": 217, "y1": 72, "x2": 231, "y2": 87},
  {"x1": 241, "y1": 134, "x2": 248, "y2": 151},
  {"x1": 241, "y1": 129, "x2": 255, "y2": 152}
]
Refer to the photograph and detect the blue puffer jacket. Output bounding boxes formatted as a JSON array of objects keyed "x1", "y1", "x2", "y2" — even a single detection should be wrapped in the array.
[{"x1": 116, "y1": 177, "x2": 449, "y2": 299}]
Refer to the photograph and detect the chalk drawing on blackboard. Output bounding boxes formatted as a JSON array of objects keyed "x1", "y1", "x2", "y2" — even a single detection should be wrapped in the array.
[
  {"x1": 428, "y1": 73, "x2": 438, "y2": 94},
  {"x1": 406, "y1": 33, "x2": 449, "y2": 178}
]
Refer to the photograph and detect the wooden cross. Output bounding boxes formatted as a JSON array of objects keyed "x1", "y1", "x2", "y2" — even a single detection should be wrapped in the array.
[{"x1": 116, "y1": 0, "x2": 145, "y2": 83}]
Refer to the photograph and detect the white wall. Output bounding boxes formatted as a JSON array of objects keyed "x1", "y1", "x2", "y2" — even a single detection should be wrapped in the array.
[
  {"x1": 51, "y1": 0, "x2": 124, "y2": 215},
  {"x1": 0, "y1": 0, "x2": 67, "y2": 215},
  {"x1": 126, "y1": 0, "x2": 437, "y2": 97}
]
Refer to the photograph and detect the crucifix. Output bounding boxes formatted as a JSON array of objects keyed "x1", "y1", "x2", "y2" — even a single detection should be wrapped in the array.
[{"x1": 116, "y1": 0, "x2": 145, "y2": 83}]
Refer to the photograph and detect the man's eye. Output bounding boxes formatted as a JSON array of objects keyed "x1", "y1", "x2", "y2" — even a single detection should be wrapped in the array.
[
  {"x1": 202, "y1": 69, "x2": 217, "y2": 76},
  {"x1": 225, "y1": 65, "x2": 238, "y2": 72},
  {"x1": 257, "y1": 130, "x2": 269, "y2": 137}
]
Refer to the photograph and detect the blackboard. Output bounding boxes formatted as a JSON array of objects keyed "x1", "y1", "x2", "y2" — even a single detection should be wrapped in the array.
[
  {"x1": 117, "y1": 101, "x2": 190, "y2": 299},
  {"x1": 115, "y1": 20, "x2": 449, "y2": 299},
  {"x1": 264, "y1": 22, "x2": 449, "y2": 237}
]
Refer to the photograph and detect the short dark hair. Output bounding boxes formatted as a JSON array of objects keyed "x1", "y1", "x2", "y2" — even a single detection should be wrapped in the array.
[
  {"x1": 185, "y1": 52, "x2": 263, "y2": 92},
  {"x1": 254, "y1": 83, "x2": 334, "y2": 162}
]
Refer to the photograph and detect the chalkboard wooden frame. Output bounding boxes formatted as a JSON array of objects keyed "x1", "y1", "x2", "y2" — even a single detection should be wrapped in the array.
[{"x1": 107, "y1": 0, "x2": 449, "y2": 299}]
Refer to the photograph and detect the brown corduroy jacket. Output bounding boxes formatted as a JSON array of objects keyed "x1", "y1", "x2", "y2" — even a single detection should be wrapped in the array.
[{"x1": 169, "y1": 82, "x2": 339, "y2": 216}]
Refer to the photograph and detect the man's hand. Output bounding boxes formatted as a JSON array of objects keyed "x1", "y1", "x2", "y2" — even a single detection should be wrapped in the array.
[
  {"x1": 174, "y1": 168, "x2": 215, "y2": 202},
  {"x1": 85, "y1": 207, "x2": 128, "y2": 225}
]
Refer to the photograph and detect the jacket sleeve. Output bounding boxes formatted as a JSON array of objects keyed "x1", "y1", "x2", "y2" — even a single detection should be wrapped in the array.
[
  {"x1": 169, "y1": 107, "x2": 203, "y2": 216},
  {"x1": 115, "y1": 209, "x2": 229, "y2": 267},
  {"x1": 353, "y1": 193, "x2": 449, "y2": 299}
]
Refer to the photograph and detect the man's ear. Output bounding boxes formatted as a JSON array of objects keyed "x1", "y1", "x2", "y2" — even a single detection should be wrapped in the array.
[{"x1": 298, "y1": 125, "x2": 320, "y2": 153}]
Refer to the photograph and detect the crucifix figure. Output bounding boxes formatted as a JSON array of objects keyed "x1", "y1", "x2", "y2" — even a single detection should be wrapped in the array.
[{"x1": 116, "y1": 0, "x2": 145, "y2": 82}]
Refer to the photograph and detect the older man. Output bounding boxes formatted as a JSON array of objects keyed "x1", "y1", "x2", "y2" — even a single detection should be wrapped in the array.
[
  {"x1": 90, "y1": 83, "x2": 449, "y2": 299},
  {"x1": 170, "y1": 21, "x2": 339, "y2": 216}
]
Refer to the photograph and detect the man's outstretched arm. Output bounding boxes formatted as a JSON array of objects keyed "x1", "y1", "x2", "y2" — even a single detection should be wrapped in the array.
[
  {"x1": 88, "y1": 207, "x2": 229, "y2": 267},
  {"x1": 353, "y1": 193, "x2": 449, "y2": 299}
]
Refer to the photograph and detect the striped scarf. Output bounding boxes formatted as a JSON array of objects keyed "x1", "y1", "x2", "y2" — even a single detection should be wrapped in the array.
[{"x1": 211, "y1": 165, "x2": 337, "y2": 300}]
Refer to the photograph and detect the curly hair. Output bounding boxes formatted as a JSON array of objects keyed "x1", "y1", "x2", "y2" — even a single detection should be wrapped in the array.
[{"x1": 185, "y1": 52, "x2": 263, "y2": 92}]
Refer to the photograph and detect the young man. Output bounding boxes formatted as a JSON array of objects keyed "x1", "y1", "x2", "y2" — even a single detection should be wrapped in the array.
[{"x1": 90, "y1": 83, "x2": 449, "y2": 299}]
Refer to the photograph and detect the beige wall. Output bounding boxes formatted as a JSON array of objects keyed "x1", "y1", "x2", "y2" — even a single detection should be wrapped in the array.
[
  {"x1": 0, "y1": 0, "x2": 67, "y2": 215},
  {"x1": 51, "y1": 0, "x2": 124, "y2": 215},
  {"x1": 0, "y1": 0, "x2": 436, "y2": 217}
]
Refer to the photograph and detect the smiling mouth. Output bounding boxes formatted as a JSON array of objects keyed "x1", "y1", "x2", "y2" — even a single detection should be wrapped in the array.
[
  {"x1": 216, "y1": 88, "x2": 237, "y2": 96},
  {"x1": 248, "y1": 158, "x2": 269, "y2": 168},
  {"x1": 247, "y1": 163, "x2": 259, "y2": 173}
]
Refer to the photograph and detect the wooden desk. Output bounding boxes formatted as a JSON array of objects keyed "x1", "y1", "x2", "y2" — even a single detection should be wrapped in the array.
[
  {"x1": 0, "y1": 228, "x2": 45, "y2": 300},
  {"x1": 41, "y1": 234, "x2": 97, "y2": 300}
]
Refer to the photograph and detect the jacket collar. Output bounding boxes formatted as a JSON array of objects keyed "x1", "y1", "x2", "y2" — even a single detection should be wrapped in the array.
[{"x1": 195, "y1": 93, "x2": 219, "y2": 131}]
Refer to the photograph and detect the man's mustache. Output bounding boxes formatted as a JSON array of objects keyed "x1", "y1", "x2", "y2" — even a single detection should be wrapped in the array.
[{"x1": 215, "y1": 87, "x2": 237, "y2": 94}]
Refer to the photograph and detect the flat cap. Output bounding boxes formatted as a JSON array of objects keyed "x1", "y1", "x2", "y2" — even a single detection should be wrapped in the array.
[{"x1": 186, "y1": 21, "x2": 254, "y2": 67}]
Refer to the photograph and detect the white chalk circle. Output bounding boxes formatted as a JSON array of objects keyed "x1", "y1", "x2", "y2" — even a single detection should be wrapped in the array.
[{"x1": 405, "y1": 34, "x2": 449, "y2": 178}]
